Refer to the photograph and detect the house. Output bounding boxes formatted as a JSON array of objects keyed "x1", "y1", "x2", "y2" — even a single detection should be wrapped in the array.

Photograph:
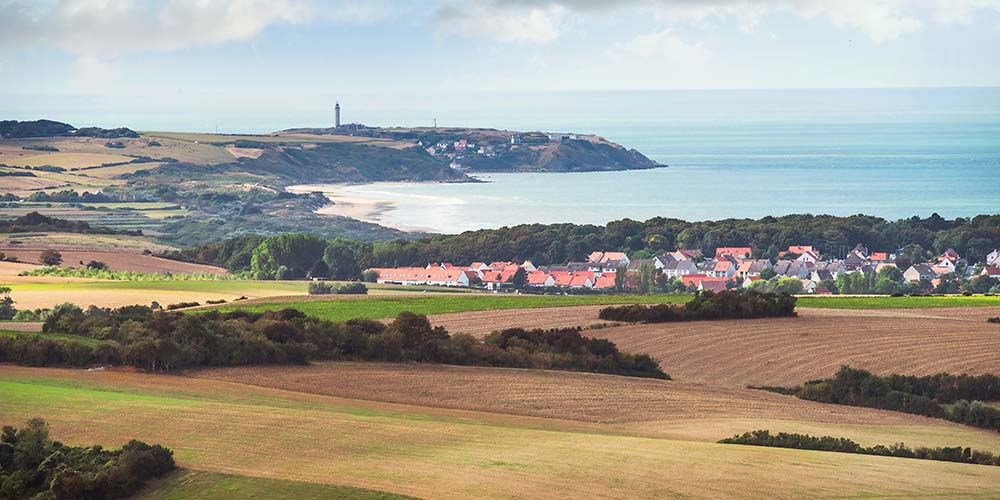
[
  {"x1": 811, "y1": 270, "x2": 834, "y2": 283},
  {"x1": 742, "y1": 276, "x2": 762, "y2": 288},
  {"x1": 870, "y1": 252, "x2": 891, "y2": 263},
  {"x1": 843, "y1": 251, "x2": 868, "y2": 270},
  {"x1": 709, "y1": 260, "x2": 736, "y2": 278},
  {"x1": 802, "y1": 279, "x2": 818, "y2": 293},
  {"x1": 987, "y1": 249, "x2": 1000, "y2": 266},
  {"x1": 569, "y1": 272, "x2": 595, "y2": 289},
  {"x1": 520, "y1": 260, "x2": 537, "y2": 272},
  {"x1": 774, "y1": 260, "x2": 811, "y2": 279},
  {"x1": 671, "y1": 249, "x2": 703, "y2": 261},
  {"x1": 782, "y1": 245, "x2": 815, "y2": 256},
  {"x1": 587, "y1": 251, "x2": 630, "y2": 267},
  {"x1": 796, "y1": 250, "x2": 820, "y2": 264},
  {"x1": 660, "y1": 259, "x2": 698, "y2": 278},
  {"x1": 815, "y1": 260, "x2": 846, "y2": 276},
  {"x1": 680, "y1": 274, "x2": 710, "y2": 288},
  {"x1": 737, "y1": 259, "x2": 772, "y2": 279},
  {"x1": 549, "y1": 271, "x2": 575, "y2": 288},
  {"x1": 698, "y1": 278, "x2": 729, "y2": 292},
  {"x1": 653, "y1": 254, "x2": 676, "y2": 269},
  {"x1": 480, "y1": 265, "x2": 521, "y2": 290},
  {"x1": 468, "y1": 262, "x2": 489, "y2": 272},
  {"x1": 593, "y1": 273, "x2": 617, "y2": 290},
  {"x1": 527, "y1": 271, "x2": 555, "y2": 287},
  {"x1": 715, "y1": 247, "x2": 752, "y2": 259},
  {"x1": 983, "y1": 266, "x2": 1000, "y2": 279},
  {"x1": 371, "y1": 267, "x2": 471, "y2": 287},
  {"x1": 934, "y1": 258, "x2": 956, "y2": 273},
  {"x1": 938, "y1": 248, "x2": 960, "y2": 264},
  {"x1": 903, "y1": 264, "x2": 936, "y2": 282}
]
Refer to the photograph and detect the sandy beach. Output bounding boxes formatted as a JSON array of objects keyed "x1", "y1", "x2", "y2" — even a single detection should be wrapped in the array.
[{"x1": 286, "y1": 183, "x2": 434, "y2": 233}]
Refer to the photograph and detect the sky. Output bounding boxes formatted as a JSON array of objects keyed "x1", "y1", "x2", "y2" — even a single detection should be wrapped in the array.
[{"x1": 1, "y1": 0, "x2": 999, "y2": 130}]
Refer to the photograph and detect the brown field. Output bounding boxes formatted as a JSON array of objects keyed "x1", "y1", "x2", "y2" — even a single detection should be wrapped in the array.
[
  {"x1": 588, "y1": 307, "x2": 1000, "y2": 387},
  {"x1": 426, "y1": 304, "x2": 617, "y2": 336},
  {"x1": 0, "y1": 232, "x2": 176, "y2": 254},
  {"x1": 5, "y1": 364, "x2": 1000, "y2": 499},
  {"x1": 422, "y1": 305, "x2": 1000, "y2": 388},
  {"x1": 0, "y1": 261, "x2": 40, "y2": 277},
  {"x1": 0, "y1": 249, "x2": 226, "y2": 274},
  {"x1": 4, "y1": 152, "x2": 133, "y2": 169}
]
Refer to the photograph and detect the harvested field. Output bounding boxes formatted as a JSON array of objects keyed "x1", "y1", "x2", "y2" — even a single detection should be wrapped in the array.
[
  {"x1": 426, "y1": 304, "x2": 615, "y2": 336},
  {"x1": 0, "y1": 249, "x2": 227, "y2": 275},
  {"x1": 586, "y1": 307, "x2": 1000, "y2": 387},
  {"x1": 192, "y1": 362, "x2": 944, "y2": 426},
  {"x1": 5, "y1": 152, "x2": 133, "y2": 169},
  {"x1": 4, "y1": 365, "x2": 1000, "y2": 500}
]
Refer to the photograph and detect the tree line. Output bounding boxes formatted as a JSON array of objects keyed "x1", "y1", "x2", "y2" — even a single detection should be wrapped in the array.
[
  {"x1": 598, "y1": 290, "x2": 797, "y2": 323},
  {"x1": 779, "y1": 366, "x2": 1000, "y2": 433},
  {"x1": 0, "y1": 418, "x2": 174, "y2": 499},
  {"x1": 164, "y1": 213, "x2": 1000, "y2": 278},
  {"x1": 0, "y1": 305, "x2": 666, "y2": 379},
  {"x1": 720, "y1": 429, "x2": 1000, "y2": 467}
]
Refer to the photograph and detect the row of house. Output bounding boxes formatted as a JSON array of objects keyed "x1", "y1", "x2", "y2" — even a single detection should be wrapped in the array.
[{"x1": 367, "y1": 245, "x2": 1000, "y2": 293}]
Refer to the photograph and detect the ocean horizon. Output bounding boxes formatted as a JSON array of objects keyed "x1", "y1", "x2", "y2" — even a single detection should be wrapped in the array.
[{"x1": 278, "y1": 87, "x2": 1000, "y2": 233}]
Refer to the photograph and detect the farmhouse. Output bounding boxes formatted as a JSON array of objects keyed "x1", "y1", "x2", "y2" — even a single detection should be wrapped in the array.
[{"x1": 903, "y1": 264, "x2": 937, "y2": 282}]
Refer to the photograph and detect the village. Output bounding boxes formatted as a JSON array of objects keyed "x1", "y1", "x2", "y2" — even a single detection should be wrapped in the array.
[{"x1": 367, "y1": 245, "x2": 1000, "y2": 295}]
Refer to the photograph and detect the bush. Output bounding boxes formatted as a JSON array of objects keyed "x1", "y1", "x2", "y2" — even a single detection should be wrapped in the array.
[
  {"x1": 720, "y1": 429, "x2": 1000, "y2": 466},
  {"x1": 39, "y1": 249, "x2": 62, "y2": 266},
  {"x1": 165, "y1": 301, "x2": 200, "y2": 310},
  {"x1": 309, "y1": 282, "x2": 368, "y2": 295},
  {"x1": 308, "y1": 282, "x2": 334, "y2": 295},
  {"x1": 32, "y1": 305, "x2": 667, "y2": 378},
  {"x1": 0, "y1": 418, "x2": 174, "y2": 499},
  {"x1": 988, "y1": 317, "x2": 1000, "y2": 324},
  {"x1": 599, "y1": 290, "x2": 796, "y2": 323}
]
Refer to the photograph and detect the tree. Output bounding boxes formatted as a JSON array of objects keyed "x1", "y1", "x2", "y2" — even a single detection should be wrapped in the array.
[
  {"x1": 39, "y1": 249, "x2": 62, "y2": 266},
  {"x1": 250, "y1": 233, "x2": 327, "y2": 279},
  {"x1": 510, "y1": 267, "x2": 528, "y2": 290},
  {"x1": 86, "y1": 260, "x2": 107, "y2": 270},
  {"x1": 760, "y1": 268, "x2": 777, "y2": 280},
  {"x1": 323, "y1": 238, "x2": 361, "y2": 280},
  {"x1": 614, "y1": 265, "x2": 628, "y2": 292},
  {"x1": 0, "y1": 286, "x2": 15, "y2": 320},
  {"x1": 966, "y1": 275, "x2": 997, "y2": 294}
]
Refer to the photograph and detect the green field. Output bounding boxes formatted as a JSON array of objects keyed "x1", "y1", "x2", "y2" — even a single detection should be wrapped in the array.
[
  {"x1": 138, "y1": 470, "x2": 414, "y2": 500},
  {"x1": 797, "y1": 295, "x2": 1000, "y2": 309},
  {"x1": 0, "y1": 330, "x2": 113, "y2": 347},
  {"x1": 207, "y1": 294, "x2": 691, "y2": 321}
]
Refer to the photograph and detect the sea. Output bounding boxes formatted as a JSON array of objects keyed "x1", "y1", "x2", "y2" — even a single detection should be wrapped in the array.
[{"x1": 10, "y1": 87, "x2": 1000, "y2": 233}]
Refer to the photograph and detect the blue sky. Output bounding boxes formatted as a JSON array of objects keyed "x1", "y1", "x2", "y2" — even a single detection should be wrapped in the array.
[{"x1": 1, "y1": 0, "x2": 998, "y2": 130}]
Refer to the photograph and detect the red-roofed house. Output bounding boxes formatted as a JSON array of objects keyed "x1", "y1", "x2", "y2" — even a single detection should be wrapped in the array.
[
  {"x1": 371, "y1": 267, "x2": 472, "y2": 287},
  {"x1": 593, "y1": 273, "x2": 616, "y2": 290},
  {"x1": 549, "y1": 271, "x2": 575, "y2": 288},
  {"x1": 983, "y1": 266, "x2": 1000, "y2": 279},
  {"x1": 709, "y1": 260, "x2": 736, "y2": 278},
  {"x1": 715, "y1": 247, "x2": 752, "y2": 259},
  {"x1": 671, "y1": 249, "x2": 703, "y2": 261},
  {"x1": 796, "y1": 250, "x2": 820, "y2": 264},
  {"x1": 698, "y1": 278, "x2": 729, "y2": 292},
  {"x1": 870, "y1": 252, "x2": 890, "y2": 263},
  {"x1": 527, "y1": 271, "x2": 555, "y2": 287},
  {"x1": 569, "y1": 273, "x2": 595, "y2": 289}
]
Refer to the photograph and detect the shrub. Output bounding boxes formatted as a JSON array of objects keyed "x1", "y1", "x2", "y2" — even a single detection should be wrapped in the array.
[
  {"x1": 720, "y1": 429, "x2": 1000, "y2": 466},
  {"x1": 39, "y1": 249, "x2": 63, "y2": 266},
  {"x1": 988, "y1": 317, "x2": 1000, "y2": 324},
  {"x1": 0, "y1": 418, "x2": 174, "y2": 499},
  {"x1": 308, "y1": 282, "x2": 334, "y2": 295},
  {"x1": 165, "y1": 301, "x2": 200, "y2": 310},
  {"x1": 599, "y1": 290, "x2": 796, "y2": 323}
]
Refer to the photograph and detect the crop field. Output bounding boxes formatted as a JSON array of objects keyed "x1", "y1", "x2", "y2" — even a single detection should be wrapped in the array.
[
  {"x1": 426, "y1": 305, "x2": 618, "y2": 336},
  {"x1": 139, "y1": 470, "x2": 414, "y2": 500},
  {"x1": 1, "y1": 249, "x2": 227, "y2": 275},
  {"x1": 3, "y1": 365, "x2": 1000, "y2": 499},
  {"x1": 3, "y1": 152, "x2": 134, "y2": 169},
  {"x1": 207, "y1": 294, "x2": 691, "y2": 323},
  {"x1": 587, "y1": 306, "x2": 1000, "y2": 387}
]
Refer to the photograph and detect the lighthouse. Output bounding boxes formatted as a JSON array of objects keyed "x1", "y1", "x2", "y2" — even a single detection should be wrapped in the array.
[{"x1": 335, "y1": 102, "x2": 341, "y2": 128}]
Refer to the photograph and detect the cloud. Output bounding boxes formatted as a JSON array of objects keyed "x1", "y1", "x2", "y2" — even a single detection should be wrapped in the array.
[
  {"x1": 607, "y1": 28, "x2": 710, "y2": 62},
  {"x1": 434, "y1": 2, "x2": 571, "y2": 43},
  {"x1": 0, "y1": 0, "x2": 392, "y2": 55},
  {"x1": 434, "y1": 0, "x2": 1000, "y2": 44}
]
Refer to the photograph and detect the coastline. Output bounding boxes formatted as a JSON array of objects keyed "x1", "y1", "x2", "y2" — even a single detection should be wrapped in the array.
[{"x1": 286, "y1": 183, "x2": 437, "y2": 233}]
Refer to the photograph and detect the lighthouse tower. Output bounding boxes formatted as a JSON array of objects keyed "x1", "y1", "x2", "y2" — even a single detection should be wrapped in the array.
[{"x1": 335, "y1": 102, "x2": 341, "y2": 128}]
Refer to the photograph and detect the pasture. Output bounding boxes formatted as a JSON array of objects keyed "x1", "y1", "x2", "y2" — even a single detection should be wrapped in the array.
[{"x1": 3, "y1": 365, "x2": 1000, "y2": 499}]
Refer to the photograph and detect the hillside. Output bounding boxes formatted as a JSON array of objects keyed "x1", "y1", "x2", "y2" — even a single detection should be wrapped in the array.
[{"x1": 281, "y1": 125, "x2": 662, "y2": 173}]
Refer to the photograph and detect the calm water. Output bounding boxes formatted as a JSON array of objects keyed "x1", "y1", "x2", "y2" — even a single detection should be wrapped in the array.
[{"x1": 304, "y1": 88, "x2": 1000, "y2": 233}]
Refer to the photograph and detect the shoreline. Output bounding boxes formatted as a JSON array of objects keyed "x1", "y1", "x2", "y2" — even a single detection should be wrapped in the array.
[{"x1": 286, "y1": 183, "x2": 437, "y2": 233}]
